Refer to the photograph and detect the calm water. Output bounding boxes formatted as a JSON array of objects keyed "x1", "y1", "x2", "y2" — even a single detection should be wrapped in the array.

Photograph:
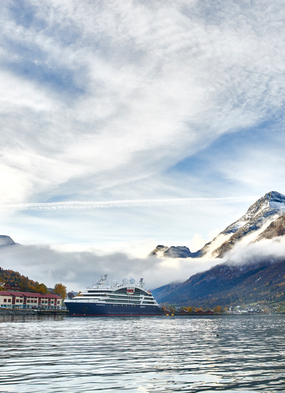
[{"x1": 0, "y1": 314, "x2": 284, "y2": 392}]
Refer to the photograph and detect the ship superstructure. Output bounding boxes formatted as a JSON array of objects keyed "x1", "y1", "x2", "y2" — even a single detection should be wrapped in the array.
[{"x1": 65, "y1": 275, "x2": 162, "y2": 316}]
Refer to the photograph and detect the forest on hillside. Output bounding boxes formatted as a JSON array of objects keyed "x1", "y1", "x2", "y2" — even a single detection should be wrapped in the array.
[{"x1": 0, "y1": 267, "x2": 66, "y2": 298}]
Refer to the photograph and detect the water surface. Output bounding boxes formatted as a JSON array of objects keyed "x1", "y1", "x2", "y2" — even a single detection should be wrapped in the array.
[{"x1": 0, "y1": 314, "x2": 284, "y2": 392}]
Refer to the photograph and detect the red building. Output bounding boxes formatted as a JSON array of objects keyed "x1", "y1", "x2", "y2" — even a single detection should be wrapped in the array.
[
  {"x1": 3, "y1": 282, "x2": 21, "y2": 291},
  {"x1": 0, "y1": 291, "x2": 62, "y2": 309}
]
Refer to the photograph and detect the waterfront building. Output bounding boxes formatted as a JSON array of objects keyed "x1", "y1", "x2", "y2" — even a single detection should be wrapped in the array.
[{"x1": 0, "y1": 291, "x2": 62, "y2": 309}]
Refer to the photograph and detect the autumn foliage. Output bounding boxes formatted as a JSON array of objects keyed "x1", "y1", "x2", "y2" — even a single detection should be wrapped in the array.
[
  {"x1": 0, "y1": 267, "x2": 66, "y2": 298},
  {"x1": 53, "y1": 283, "x2": 67, "y2": 299}
]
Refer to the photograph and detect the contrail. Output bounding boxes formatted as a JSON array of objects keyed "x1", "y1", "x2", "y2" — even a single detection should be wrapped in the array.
[{"x1": 0, "y1": 196, "x2": 258, "y2": 211}]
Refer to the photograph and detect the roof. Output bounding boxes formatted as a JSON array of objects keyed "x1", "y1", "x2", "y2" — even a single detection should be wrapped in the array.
[
  {"x1": 0, "y1": 291, "x2": 62, "y2": 299},
  {"x1": 0, "y1": 291, "x2": 12, "y2": 296}
]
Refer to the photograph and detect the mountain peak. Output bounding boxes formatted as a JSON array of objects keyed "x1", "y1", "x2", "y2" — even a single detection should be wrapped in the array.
[
  {"x1": 265, "y1": 190, "x2": 285, "y2": 208},
  {"x1": 0, "y1": 235, "x2": 17, "y2": 247},
  {"x1": 149, "y1": 191, "x2": 285, "y2": 260},
  {"x1": 252, "y1": 190, "x2": 285, "y2": 211},
  {"x1": 265, "y1": 190, "x2": 285, "y2": 201},
  {"x1": 202, "y1": 191, "x2": 285, "y2": 258},
  {"x1": 149, "y1": 245, "x2": 200, "y2": 258},
  {"x1": 222, "y1": 191, "x2": 285, "y2": 235}
]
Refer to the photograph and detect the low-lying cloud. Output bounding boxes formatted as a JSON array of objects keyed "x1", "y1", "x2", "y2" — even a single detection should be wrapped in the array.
[
  {"x1": 1, "y1": 236, "x2": 285, "y2": 294},
  {"x1": 224, "y1": 237, "x2": 285, "y2": 266},
  {"x1": 0, "y1": 244, "x2": 216, "y2": 292}
]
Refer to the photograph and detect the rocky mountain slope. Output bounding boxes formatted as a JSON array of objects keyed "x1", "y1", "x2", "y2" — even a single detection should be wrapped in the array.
[
  {"x1": 202, "y1": 191, "x2": 285, "y2": 258},
  {"x1": 254, "y1": 213, "x2": 285, "y2": 242},
  {"x1": 150, "y1": 245, "x2": 200, "y2": 258},
  {"x1": 153, "y1": 258, "x2": 285, "y2": 308}
]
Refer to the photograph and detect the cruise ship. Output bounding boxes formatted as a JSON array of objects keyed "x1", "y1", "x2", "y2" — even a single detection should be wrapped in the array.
[{"x1": 65, "y1": 275, "x2": 162, "y2": 316}]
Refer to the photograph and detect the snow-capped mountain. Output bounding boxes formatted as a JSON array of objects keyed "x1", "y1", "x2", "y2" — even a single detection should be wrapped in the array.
[
  {"x1": 201, "y1": 191, "x2": 285, "y2": 258},
  {"x1": 152, "y1": 191, "x2": 285, "y2": 308},
  {"x1": 151, "y1": 191, "x2": 285, "y2": 259}
]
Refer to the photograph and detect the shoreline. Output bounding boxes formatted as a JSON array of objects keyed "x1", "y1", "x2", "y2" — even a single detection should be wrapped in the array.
[{"x1": 0, "y1": 308, "x2": 69, "y2": 316}]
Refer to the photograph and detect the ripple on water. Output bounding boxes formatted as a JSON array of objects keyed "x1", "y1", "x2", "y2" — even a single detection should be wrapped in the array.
[{"x1": 0, "y1": 315, "x2": 285, "y2": 392}]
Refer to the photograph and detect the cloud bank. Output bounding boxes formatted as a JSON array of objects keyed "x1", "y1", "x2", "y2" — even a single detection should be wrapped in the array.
[
  {"x1": 1, "y1": 237, "x2": 285, "y2": 293},
  {"x1": 0, "y1": 244, "x2": 216, "y2": 292}
]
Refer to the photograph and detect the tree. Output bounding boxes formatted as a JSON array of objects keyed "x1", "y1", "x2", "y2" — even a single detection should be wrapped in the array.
[
  {"x1": 53, "y1": 283, "x2": 67, "y2": 299},
  {"x1": 35, "y1": 283, "x2": 48, "y2": 294},
  {"x1": 214, "y1": 305, "x2": 222, "y2": 313}
]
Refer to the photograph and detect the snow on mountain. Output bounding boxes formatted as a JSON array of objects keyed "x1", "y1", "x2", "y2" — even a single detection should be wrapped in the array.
[
  {"x1": 201, "y1": 191, "x2": 285, "y2": 258},
  {"x1": 223, "y1": 191, "x2": 285, "y2": 234},
  {"x1": 152, "y1": 192, "x2": 285, "y2": 307},
  {"x1": 151, "y1": 191, "x2": 285, "y2": 260},
  {"x1": 254, "y1": 213, "x2": 285, "y2": 243},
  {"x1": 149, "y1": 245, "x2": 199, "y2": 258}
]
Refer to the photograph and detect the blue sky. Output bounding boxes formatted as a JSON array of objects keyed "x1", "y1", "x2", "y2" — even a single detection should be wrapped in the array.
[{"x1": 0, "y1": 0, "x2": 285, "y2": 289}]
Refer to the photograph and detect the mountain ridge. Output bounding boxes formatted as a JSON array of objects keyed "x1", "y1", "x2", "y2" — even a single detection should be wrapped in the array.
[
  {"x1": 149, "y1": 245, "x2": 200, "y2": 258},
  {"x1": 153, "y1": 258, "x2": 285, "y2": 308},
  {"x1": 205, "y1": 191, "x2": 285, "y2": 257},
  {"x1": 151, "y1": 191, "x2": 285, "y2": 259}
]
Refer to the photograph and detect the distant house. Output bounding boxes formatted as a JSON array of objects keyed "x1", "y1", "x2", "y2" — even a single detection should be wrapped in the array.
[
  {"x1": 0, "y1": 291, "x2": 62, "y2": 309},
  {"x1": 195, "y1": 309, "x2": 214, "y2": 314},
  {"x1": 4, "y1": 282, "x2": 21, "y2": 291}
]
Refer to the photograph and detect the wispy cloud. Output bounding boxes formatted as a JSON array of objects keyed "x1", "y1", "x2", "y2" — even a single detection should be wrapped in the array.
[
  {"x1": 0, "y1": 196, "x2": 258, "y2": 212},
  {"x1": 0, "y1": 0, "x2": 285, "y2": 206},
  {"x1": 0, "y1": 0, "x2": 285, "y2": 259}
]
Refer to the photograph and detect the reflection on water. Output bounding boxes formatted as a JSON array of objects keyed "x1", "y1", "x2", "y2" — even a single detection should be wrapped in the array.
[{"x1": 0, "y1": 314, "x2": 284, "y2": 392}]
